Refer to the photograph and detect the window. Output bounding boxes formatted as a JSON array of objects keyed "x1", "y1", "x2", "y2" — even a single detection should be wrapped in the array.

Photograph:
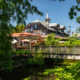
[{"x1": 35, "y1": 24, "x2": 37, "y2": 29}]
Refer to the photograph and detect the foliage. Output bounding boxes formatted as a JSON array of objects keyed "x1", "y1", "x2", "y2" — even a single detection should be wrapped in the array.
[
  {"x1": 69, "y1": 0, "x2": 80, "y2": 19},
  {"x1": 76, "y1": 16, "x2": 80, "y2": 24},
  {"x1": 72, "y1": 40, "x2": 80, "y2": 45},
  {"x1": 45, "y1": 33, "x2": 80, "y2": 46},
  {"x1": 59, "y1": 34, "x2": 80, "y2": 46},
  {"x1": 45, "y1": 33, "x2": 59, "y2": 45},
  {"x1": 0, "y1": 59, "x2": 13, "y2": 71},
  {"x1": 43, "y1": 62, "x2": 80, "y2": 80},
  {"x1": 13, "y1": 50, "x2": 31, "y2": 55},
  {"x1": 35, "y1": 38, "x2": 45, "y2": 46},
  {"x1": 12, "y1": 24, "x2": 26, "y2": 33},
  {"x1": 0, "y1": 0, "x2": 43, "y2": 24},
  {"x1": 23, "y1": 77, "x2": 30, "y2": 80},
  {"x1": 60, "y1": 41, "x2": 80, "y2": 46},
  {"x1": 27, "y1": 49, "x2": 44, "y2": 66},
  {"x1": 0, "y1": 22, "x2": 13, "y2": 71},
  {"x1": 0, "y1": 0, "x2": 43, "y2": 71},
  {"x1": 68, "y1": 36, "x2": 76, "y2": 44}
]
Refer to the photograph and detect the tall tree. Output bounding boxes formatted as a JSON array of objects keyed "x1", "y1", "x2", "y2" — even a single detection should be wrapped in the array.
[{"x1": 0, "y1": 0, "x2": 43, "y2": 71}]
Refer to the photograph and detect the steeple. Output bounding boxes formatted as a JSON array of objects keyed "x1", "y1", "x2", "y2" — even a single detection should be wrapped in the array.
[
  {"x1": 46, "y1": 13, "x2": 49, "y2": 19},
  {"x1": 45, "y1": 12, "x2": 50, "y2": 24}
]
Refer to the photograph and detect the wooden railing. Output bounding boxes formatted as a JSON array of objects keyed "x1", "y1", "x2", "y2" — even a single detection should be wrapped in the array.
[{"x1": 31, "y1": 46, "x2": 80, "y2": 54}]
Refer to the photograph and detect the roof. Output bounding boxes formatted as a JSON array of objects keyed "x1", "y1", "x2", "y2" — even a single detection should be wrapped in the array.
[
  {"x1": 55, "y1": 35, "x2": 68, "y2": 40},
  {"x1": 12, "y1": 32, "x2": 41, "y2": 37},
  {"x1": 12, "y1": 33, "x2": 21, "y2": 37},
  {"x1": 60, "y1": 25, "x2": 66, "y2": 29},
  {"x1": 32, "y1": 19, "x2": 40, "y2": 23},
  {"x1": 31, "y1": 19, "x2": 67, "y2": 34},
  {"x1": 32, "y1": 19, "x2": 48, "y2": 28},
  {"x1": 57, "y1": 30, "x2": 63, "y2": 33},
  {"x1": 49, "y1": 23, "x2": 59, "y2": 27},
  {"x1": 31, "y1": 19, "x2": 56, "y2": 32}
]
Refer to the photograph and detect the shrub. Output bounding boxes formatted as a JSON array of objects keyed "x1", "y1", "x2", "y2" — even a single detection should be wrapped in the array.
[
  {"x1": 27, "y1": 49, "x2": 44, "y2": 66},
  {"x1": 45, "y1": 33, "x2": 59, "y2": 45},
  {"x1": 43, "y1": 62, "x2": 80, "y2": 80},
  {"x1": 13, "y1": 50, "x2": 31, "y2": 55}
]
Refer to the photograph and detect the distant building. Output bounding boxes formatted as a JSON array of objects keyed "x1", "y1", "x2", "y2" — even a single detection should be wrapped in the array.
[{"x1": 24, "y1": 13, "x2": 68, "y2": 37}]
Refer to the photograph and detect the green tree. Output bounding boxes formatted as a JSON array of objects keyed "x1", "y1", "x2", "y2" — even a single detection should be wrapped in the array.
[
  {"x1": 45, "y1": 33, "x2": 59, "y2": 45},
  {"x1": 12, "y1": 24, "x2": 26, "y2": 33},
  {"x1": 16, "y1": 24, "x2": 25, "y2": 32},
  {"x1": 0, "y1": 22, "x2": 13, "y2": 71},
  {"x1": 0, "y1": 0, "x2": 43, "y2": 71},
  {"x1": 11, "y1": 27, "x2": 17, "y2": 33}
]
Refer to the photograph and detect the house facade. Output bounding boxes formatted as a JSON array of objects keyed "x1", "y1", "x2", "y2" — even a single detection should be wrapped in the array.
[{"x1": 24, "y1": 13, "x2": 68, "y2": 37}]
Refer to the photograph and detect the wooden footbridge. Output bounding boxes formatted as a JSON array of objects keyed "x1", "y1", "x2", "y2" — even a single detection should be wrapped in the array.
[{"x1": 31, "y1": 46, "x2": 80, "y2": 59}]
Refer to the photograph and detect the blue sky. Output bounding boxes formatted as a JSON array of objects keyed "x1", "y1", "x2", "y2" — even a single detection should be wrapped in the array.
[{"x1": 13, "y1": 0, "x2": 80, "y2": 32}]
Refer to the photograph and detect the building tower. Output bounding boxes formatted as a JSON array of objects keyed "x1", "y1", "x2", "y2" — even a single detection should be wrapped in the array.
[{"x1": 45, "y1": 13, "x2": 50, "y2": 25}]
